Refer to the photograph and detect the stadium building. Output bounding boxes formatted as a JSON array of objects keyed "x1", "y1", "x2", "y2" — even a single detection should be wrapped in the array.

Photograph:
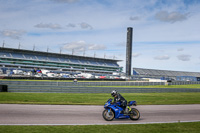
[
  {"x1": 133, "y1": 67, "x2": 200, "y2": 81},
  {"x1": 0, "y1": 47, "x2": 123, "y2": 77}
]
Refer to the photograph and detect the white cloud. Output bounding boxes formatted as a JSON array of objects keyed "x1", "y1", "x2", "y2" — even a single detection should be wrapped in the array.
[
  {"x1": 79, "y1": 22, "x2": 93, "y2": 30},
  {"x1": 177, "y1": 48, "x2": 184, "y2": 51},
  {"x1": 63, "y1": 41, "x2": 106, "y2": 54},
  {"x1": 51, "y1": 0, "x2": 79, "y2": 3},
  {"x1": 155, "y1": 11, "x2": 189, "y2": 23},
  {"x1": 177, "y1": 54, "x2": 191, "y2": 61},
  {"x1": 66, "y1": 23, "x2": 76, "y2": 28},
  {"x1": 88, "y1": 44, "x2": 106, "y2": 50},
  {"x1": 63, "y1": 41, "x2": 86, "y2": 52},
  {"x1": 66, "y1": 22, "x2": 93, "y2": 29},
  {"x1": 0, "y1": 30, "x2": 26, "y2": 39},
  {"x1": 34, "y1": 23, "x2": 62, "y2": 30},
  {"x1": 154, "y1": 55, "x2": 170, "y2": 60},
  {"x1": 34, "y1": 22, "x2": 93, "y2": 30},
  {"x1": 129, "y1": 16, "x2": 140, "y2": 21},
  {"x1": 132, "y1": 53, "x2": 141, "y2": 57}
]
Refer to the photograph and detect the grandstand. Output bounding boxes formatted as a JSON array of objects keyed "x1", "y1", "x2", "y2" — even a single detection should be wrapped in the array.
[
  {"x1": 133, "y1": 68, "x2": 200, "y2": 81},
  {"x1": 1, "y1": 47, "x2": 200, "y2": 81},
  {"x1": 0, "y1": 47, "x2": 123, "y2": 77}
]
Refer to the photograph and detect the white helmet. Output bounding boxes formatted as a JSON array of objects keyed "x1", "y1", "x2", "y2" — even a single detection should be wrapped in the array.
[{"x1": 111, "y1": 90, "x2": 117, "y2": 97}]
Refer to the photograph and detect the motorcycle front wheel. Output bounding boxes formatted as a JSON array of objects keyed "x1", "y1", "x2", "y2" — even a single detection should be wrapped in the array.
[
  {"x1": 102, "y1": 109, "x2": 115, "y2": 121},
  {"x1": 129, "y1": 108, "x2": 140, "y2": 120}
]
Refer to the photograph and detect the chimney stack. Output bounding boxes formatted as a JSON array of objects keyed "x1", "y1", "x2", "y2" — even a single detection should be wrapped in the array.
[{"x1": 126, "y1": 27, "x2": 133, "y2": 76}]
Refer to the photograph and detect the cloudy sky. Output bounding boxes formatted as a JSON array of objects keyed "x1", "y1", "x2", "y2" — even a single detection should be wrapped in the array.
[{"x1": 0, "y1": 0, "x2": 200, "y2": 72}]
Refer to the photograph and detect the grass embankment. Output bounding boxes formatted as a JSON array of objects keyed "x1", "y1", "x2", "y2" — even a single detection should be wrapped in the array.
[
  {"x1": 0, "y1": 92, "x2": 200, "y2": 105},
  {"x1": 0, "y1": 122, "x2": 200, "y2": 133}
]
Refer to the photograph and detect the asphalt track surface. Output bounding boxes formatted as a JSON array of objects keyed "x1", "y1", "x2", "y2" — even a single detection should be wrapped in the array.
[{"x1": 0, "y1": 104, "x2": 200, "y2": 125}]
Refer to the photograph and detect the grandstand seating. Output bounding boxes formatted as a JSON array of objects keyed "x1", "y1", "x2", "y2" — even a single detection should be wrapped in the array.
[
  {"x1": 0, "y1": 47, "x2": 122, "y2": 75},
  {"x1": 97, "y1": 61, "x2": 105, "y2": 66},
  {"x1": 78, "y1": 60, "x2": 88, "y2": 64},
  {"x1": 47, "y1": 56, "x2": 60, "y2": 62},
  {"x1": 88, "y1": 60, "x2": 98, "y2": 65},
  {"x1": 24, "y1": 54, "x2": 37, "y2": 60},
  {"x1": 133, "y1": 67, "x2": 200, "y2": 78},
  {"x1": 0, "y1": 52, "x2": 11, "y2": 57},
  {"x1": 69, "y1": 58, "x2": 80, "y2": 63},
  {"x1": 0, "y1": 50, "x2": 120, "y2": 68}
]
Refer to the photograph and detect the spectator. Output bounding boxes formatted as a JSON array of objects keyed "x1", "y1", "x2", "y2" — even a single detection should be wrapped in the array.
[
  {"x1": 73, "y1": 78, "x2": 78, "y2": 84},
  {"x1": 32, "y1": 68, "x2": 37, "y2": 75}
]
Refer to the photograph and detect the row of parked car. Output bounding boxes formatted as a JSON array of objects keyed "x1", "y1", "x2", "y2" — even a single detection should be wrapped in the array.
[{"x1": 0, "y1": 69, "x2": 126, "y2": 79}]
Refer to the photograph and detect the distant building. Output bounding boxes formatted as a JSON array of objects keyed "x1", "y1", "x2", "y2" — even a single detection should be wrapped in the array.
[{"x1": 133, "y1": 67, "x2": 200, "y2": 81}]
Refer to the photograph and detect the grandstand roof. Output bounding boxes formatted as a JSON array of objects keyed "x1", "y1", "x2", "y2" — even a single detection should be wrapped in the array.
[{"x1": 0, "y1": 47, "x2": 122, "y2": 62}]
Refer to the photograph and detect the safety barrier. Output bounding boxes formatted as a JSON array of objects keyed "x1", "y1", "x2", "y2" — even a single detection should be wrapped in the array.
[{"x1": 0, "y1": 80, "x2": 200, "y2": 93}]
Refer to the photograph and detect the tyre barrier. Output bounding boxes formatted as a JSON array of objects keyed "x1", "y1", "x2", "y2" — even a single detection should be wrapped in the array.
[{"x1": 0, "y1": 85, "x2": 8, "y2": 92}]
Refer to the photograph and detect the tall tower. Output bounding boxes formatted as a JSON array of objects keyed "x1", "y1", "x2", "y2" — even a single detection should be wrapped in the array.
[{"x1": 126, "y1": 27, "x2": 133, "y2": 76}]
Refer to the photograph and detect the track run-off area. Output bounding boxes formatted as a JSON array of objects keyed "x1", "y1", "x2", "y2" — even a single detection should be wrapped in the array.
[{"x1": 0, "y1": 104, "x2": 200, "y2": 125}]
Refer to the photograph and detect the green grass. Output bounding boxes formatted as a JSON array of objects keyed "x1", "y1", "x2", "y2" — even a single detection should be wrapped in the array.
[
  {"x1": 0, "y1": 92, "x2": 200, "y2": 105},
  {"x1": 0, "y1": 122, "x2": 200, "y2": 133}
]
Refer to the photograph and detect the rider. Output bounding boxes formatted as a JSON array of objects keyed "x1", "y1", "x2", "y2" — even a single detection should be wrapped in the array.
[{"x1": 111, "y1": 90, "x2": 130, "y2": 114}]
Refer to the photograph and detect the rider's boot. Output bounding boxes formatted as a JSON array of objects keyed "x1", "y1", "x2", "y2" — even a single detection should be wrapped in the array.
[{"x1": 124, "y1": 106, "x2": 131, "y2": 114}]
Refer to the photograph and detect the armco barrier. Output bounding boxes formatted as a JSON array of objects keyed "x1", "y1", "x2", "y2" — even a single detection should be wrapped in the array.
[
  {"x1": 168, "y1": 81, "x2": 200, "y2": 85},
  {"x1": 6, "y1": 85, "x2": 200, "y2": 93},
  {"x1": 0, "y1": 80, "x2": 166, "y2": 86},
  {"x1": 0, "y1": 80, "x2": 199, "y2": 93}
]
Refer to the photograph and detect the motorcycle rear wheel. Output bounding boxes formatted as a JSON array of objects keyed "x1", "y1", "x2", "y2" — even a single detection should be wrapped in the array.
[
  {"x1": 129, "y1": 108, "x2": 140, "y2": 120},
  {"x1": 102, "y1": 109, "x2": 115, "y2": 121}
]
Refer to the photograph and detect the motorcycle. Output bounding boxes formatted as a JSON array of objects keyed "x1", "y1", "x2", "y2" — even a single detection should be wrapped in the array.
[{"x1": 102, "y1": 98, "x2": 140, "y2": 121}]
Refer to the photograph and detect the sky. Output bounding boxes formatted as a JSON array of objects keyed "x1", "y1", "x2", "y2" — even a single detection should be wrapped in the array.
[{"x1": 0, "y1": 0, "x2": 200, "y2": 73}]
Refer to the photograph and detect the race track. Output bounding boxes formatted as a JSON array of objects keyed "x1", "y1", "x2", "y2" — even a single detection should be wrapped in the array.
[{"x1": 0, "y1": 104, "x2": 200, "y2": 125}]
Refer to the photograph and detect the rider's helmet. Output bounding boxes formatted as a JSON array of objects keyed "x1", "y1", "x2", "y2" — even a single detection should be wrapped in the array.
[{"x1": 111, "y1": 90, "x2": 117, "y2": 97}]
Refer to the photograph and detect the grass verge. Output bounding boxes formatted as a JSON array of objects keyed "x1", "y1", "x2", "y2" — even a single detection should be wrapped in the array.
[
  {"x1": 0, "y1": 92, "x2": 200, "y2": 105},
  {"x1": 0, "y1": 122, "x2": 200, "y2": 133}
]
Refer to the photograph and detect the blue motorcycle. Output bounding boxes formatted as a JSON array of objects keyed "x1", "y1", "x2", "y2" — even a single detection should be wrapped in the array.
[{"x1": 102, "y1": 98, "x2": 140, "y2": 121}]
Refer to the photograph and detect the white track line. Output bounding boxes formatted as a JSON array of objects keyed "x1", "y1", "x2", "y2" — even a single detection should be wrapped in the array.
[{"x1": 0, "y1": 120, "x2": 200, "y2": 126}]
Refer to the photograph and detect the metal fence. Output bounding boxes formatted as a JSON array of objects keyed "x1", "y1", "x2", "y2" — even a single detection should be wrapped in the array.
[
  {"x1": 168, "y1": 81, "x2": 200, "y2": 85},
  {"x1": 6, "y1": 86, "x2": 200, "y2": 93},
  {"x1": 0, "y1": 80, "x2": 166, "y2": 86},
  {"x1": 0, "y1": 80, "x2": 200, "y2": 93}
]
